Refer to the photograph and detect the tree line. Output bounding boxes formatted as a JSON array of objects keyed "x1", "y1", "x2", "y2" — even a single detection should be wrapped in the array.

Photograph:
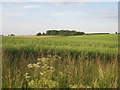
[{"x1": 36, "y1": 30, "x2": 85, "y2": 36}]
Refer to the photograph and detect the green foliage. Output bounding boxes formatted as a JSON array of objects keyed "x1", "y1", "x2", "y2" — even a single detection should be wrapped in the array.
[
  {"x1": 36, "y1": 32, "x2": 41, "y2": 36},
  {"x1": 23, "y1": 56, "x2": 118, "y2": 88},
  {"x1": 42, "y1": 33, "x2": 46, "y2": 35},
  {"x1": 24, "y1": 56, "x2": 59, "y2": 88},
  {"x1": 46, "y1": 30, "x2": 85, "y2": 36}
]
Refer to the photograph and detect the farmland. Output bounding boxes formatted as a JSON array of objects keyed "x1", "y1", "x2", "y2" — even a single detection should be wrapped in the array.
[
  {"x1": 2, "y1": 34, "x2": 119, "y2": 88},
  {"x1": 2, "y1": 34, "x2": 118, "y2": 59}
]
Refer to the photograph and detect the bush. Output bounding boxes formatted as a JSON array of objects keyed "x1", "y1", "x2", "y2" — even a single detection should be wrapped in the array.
[{"x1": 36, "y1": 32, "x2": 41, "y2": 36}]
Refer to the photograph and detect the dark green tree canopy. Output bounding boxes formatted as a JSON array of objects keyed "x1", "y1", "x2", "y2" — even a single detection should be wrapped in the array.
[
  {"x1": 46, "y1": 30, "x2": 85, "y2": 36},
  {"x1": 8, "y1": 34, "x2": 15, "y2": 36},
  {"x1": 36, "y1": 32, "x2": 41, "y2": 36}
]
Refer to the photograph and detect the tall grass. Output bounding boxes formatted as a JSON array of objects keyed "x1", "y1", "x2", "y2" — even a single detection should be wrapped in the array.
[{"x1": 3, "y1": 55, "x2": 118, "y2": 88}]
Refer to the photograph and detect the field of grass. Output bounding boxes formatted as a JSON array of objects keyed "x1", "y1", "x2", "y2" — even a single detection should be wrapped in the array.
[
  {"x1": 2, "y1": 34, "x2": 119, "y2": 88},
  {"x1": 2, "y1": 34, "x2": 118, "y2": 59}
]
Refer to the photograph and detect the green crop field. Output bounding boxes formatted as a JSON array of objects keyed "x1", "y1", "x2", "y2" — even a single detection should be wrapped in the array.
[
  {"x1": 2, "y1": 34, "x2": 119, "y2": 88},
  {"x1": 2, "y1": 34, "x2": 118, "y2": 58}
]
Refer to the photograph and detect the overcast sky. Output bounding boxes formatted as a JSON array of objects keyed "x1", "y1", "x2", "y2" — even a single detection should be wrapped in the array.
[{"x1": 1, "y1": 2, "x2": 118, "y2": 35}]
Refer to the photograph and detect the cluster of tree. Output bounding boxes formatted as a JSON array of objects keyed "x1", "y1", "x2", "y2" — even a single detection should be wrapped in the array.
[
  {"x1": 36, "y1": 32, "x2": 46, "y2": 36},
  {"x1": 46, "y1": 30, "x2": 85, "y2": 36},
  {"x1": 8, "y1": 34, "x2": 15, "y2": 36}
]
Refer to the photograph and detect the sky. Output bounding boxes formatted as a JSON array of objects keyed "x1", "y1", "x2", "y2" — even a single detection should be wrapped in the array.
[
  {"x1": 2, "y1": 0, "x2": 119, "y2": 2},
  {"x1": 1, "y1": 2, "x2": 118, "y2": 35}
]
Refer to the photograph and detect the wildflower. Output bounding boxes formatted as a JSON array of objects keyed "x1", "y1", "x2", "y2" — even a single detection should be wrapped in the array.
[
  {"x1": 25, "y1": 76, "x2": 31, "y2": 79},
  {"x1": 28, "y1": 64, "x2": 33, "y2": 68},
  {"x1": 37, "y1": 62, "x2": 41, "y2": 65},
  {"x1": 25, "y1": 73, "x2": 29, "y2": 76},
  {"x1": 37, "y1": 58, "x2": 41, "y2": 61},
  {"x1": 29, "y1": 80, "x2": 35, "y2": 86},
  {"x1": 33, "y1": 63, "x2": 40, "y2": 68},
  {"x1": 50, "y1": 67, "x2": 53, "y2": 70},
  {"x1": 43, "y1": 71, "x2": 46, "y2": 74},
  {"x1": 69, "y1": 85, "x2": 78, "y2": 88},
  {"x1": 40, "y1": 72, "x2": 44, "y2": 76},
  {"x1": 59, "y1": 72, "x2": 63, "y2": 76},
  {"x1": 42, "y1": 64, "x2": 49, "y2": 69},
  {"x1": 42, "y1": 58, "x2": 48, "y2": 64},
  {"x1": 30, "y1": 80, "x2": 34, "y2": 83},
  {"x1": 86, "y1": 86, "x2": 92, "y2": 88},
  {"x1": 24, "y1": 73, "x2": 31, "y2": 79},
  {"x1": 50, "y1": 67, "x2": 55, "y2": 72}
]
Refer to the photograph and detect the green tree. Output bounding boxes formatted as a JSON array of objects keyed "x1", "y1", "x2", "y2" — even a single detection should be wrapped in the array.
[
  {"x1": 46, "y1": 30, "x2": 85, "y2": 36},
  {"x1": 36, "y1": 32, "x2": 41, "y2": 36},
  {"x1": 42, "y1": 33, "x2": 46, "y2": 35}
]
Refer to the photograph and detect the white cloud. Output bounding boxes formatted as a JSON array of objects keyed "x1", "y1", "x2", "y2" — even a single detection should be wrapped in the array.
[
  {"x1": 3, "y1": 13, "x2": 24, "y2": 17},
  {"x1": 2, "y1": 3, "x2": 41, "y2": 11},
  {"x1": 98, "y1": 13, "x2": 117, "y2": 19},
  {"x1": 52, "y1": 12, "x2": 64, "y2": 16},
  {"x1": 88, "y1": 10, "x2": 118, "y2": 19},
  {"x1": 18, "y1": 4, "x2": 40, "y2": 9},
  {"x1": 54, "y1": 2, "x2": 87, "y2": 7}
]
